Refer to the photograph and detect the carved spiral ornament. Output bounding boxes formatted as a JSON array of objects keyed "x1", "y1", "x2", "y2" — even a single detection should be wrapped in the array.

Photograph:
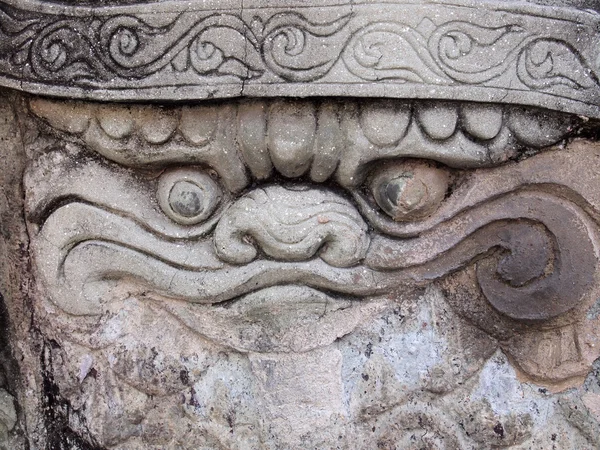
[
  {"x1": 111, "y1": 27, "x2": 139, "y2": 57},
  {"x1": 0, "y1": 0, "x2": 597, "y2": 118}
]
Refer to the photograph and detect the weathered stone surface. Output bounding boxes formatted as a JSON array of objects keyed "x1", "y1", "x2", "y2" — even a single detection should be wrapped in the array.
[
  {"x1": 0, "y1": 91, "x2": 38, "y2": 449},
  {"x1": 0, "y1": 92, "x2": 594, "y2": 448},
  {"x1": 0, "y1": 0, "x2": 599, "y2": 449},
  {"x1": 0, "y1": 0, "x2": 599, "y2": 118}
]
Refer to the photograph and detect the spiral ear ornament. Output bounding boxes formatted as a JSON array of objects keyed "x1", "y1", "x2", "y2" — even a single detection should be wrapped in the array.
[
  {"x1": 472, "y1": 192, "x2": 597, "y2": 321},
  {"x1": 365, "y1": 144, "x2": 600, "y2": 323},
  {"x1": 368, "y1": 191, "x2": 598, "y2": 321}
]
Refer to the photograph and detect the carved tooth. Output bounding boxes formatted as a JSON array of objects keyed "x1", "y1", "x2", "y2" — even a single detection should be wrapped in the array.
[
  {"x1": 415, "y1": 102, "x2": 458, "y2": 140},
  {"x1": 179, "y1": 106, "x2": 218, "y2": 146},
  {"x1": 460, "y1": 103, "x2": 503, "y2": 140},
  {"x1": 97, "y1": 105, "x2": 136, "y2": 139},
  {"x1": 359, "y1": 101, "x2": 411, "y2": 147},
  {"x1": 310, "y1": 103, "x2": 343, "y2": 183},
  {"x1": 237, "y1": 101, "x2": 272, "y2": 180},
  {"x1": 137, "y1": 106, "x2": 178, "y2": 144},
  {"x1": 507, "y1": 107, "x2": 577, "y2": 148},
  {"x1": 268, "y1": 100, "x2": 316, "y2": 178},
  {"x1": 84, "y1": 120, "x2": 132, "y2": 165},
  {"x1": 29, "y1": 98, "x2": 92, "y2": 134}
]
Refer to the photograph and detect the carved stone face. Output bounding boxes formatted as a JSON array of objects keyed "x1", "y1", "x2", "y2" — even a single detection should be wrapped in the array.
[
  {"x1": 0, "y1": 0, "x2": 598, "y2": 446},
  {"x1": 18, "y1": 97, "x2": 600, "y2": 448}
]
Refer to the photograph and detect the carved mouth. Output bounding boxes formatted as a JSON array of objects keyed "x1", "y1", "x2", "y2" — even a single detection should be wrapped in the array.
[
  {"x1": 42, "y1": 231, "x2": 396, "y2": 352},
  {"x1": 33, "y1": 205, "x2": 396, "y2": 351},
  {"x1": 158, "y1": 285, "x2": 391, "y2": 353}
]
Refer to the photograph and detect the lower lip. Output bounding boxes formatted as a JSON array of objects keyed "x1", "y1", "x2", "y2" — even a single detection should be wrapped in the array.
[{"x1": 159, "y1": 285, "x2": 390, "y2": 353}]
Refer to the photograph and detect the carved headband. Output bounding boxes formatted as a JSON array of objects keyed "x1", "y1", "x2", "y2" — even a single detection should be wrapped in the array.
[{"x1": 0, "y1": 0, "x2": 599, "y2": 118}]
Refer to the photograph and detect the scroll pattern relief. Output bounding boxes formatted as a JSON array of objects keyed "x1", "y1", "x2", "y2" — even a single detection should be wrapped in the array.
[
  {"x1": 0, "y1": 0, "x2": 599, "y2": 115},
  {"x1": 23, "y1": 97, "x2": 600, "y2": 448}
]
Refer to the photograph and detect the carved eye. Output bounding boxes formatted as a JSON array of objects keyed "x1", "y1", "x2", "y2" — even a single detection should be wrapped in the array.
[
  {"x1": 369, "y1": 161, "x2": 449, "y2": 221},
  {"x1": 157, "y1": 168, "x2": 222, "y2": 225}
]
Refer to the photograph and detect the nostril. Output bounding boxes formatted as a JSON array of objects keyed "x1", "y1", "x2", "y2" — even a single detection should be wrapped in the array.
[
  {"x1": 242, "y1": 234, "x2": 255, "y2": 246},
  {"x1": 213, "y1": 186, "x2": 369, "y2": 267}
]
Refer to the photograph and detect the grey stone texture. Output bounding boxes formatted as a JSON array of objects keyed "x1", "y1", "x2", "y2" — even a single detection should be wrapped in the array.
[
  {"x1": 0, "y1": 93, "x2": 595, "y2": 449},
  {"x1": 0, "y1": 0, "x2": 599, "y2": 118},
  {"x1": 0, "y1": 0, "x2": 599, "y2": 449}
]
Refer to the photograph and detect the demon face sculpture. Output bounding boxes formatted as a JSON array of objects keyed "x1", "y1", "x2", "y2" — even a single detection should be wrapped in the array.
[
  {"x1": 18, "y1": 96, "x2": 600, "y2": 449},
  {"x1": 1, "y1": 0, "x2": 600, "y2": 448}
]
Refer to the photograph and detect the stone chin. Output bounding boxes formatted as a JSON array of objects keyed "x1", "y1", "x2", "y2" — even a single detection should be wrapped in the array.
[{"x1": 161, "y1": 285, "x2": 393, "y2": 353}]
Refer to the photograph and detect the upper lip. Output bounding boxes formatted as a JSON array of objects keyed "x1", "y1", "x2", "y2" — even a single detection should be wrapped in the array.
[
  {"x1": 34, "y1": 201, "x2": 403, "y2": 315},
  {"x1": 64, "y1": 239, "x2": 406, "y2": 305}
]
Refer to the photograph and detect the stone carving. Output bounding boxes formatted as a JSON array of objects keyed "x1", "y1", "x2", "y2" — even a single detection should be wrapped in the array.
[
  {"x1": 27, "y1": 95, "x2": 600, "y2": 339},
  {"x1": 1, "y1": 93, "x2": 592, "y2": 447},
  {"x1": 27, "y1": 98, "x2": 579, "y2": 184},
  {"x1": 0, "y1": 0, "x2": 598, "y2": 117},
  {"x1": 0, "y1": 0, "x2": 598, "y2": 448}
]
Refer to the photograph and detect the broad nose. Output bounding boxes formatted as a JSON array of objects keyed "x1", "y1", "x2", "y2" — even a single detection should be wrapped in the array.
[{"x1": 213, "y1": 186, "x2": 369, "y2": 268}]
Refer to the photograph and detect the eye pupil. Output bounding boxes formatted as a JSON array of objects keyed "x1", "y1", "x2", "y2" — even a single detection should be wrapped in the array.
[
  {"x1": 169, "y1": 181, "x2": 204, "y2": 218},
  {"x1": 385, "y1": 175, "x2": 428, "y2": 212},
  {"x1": 157, "y1": 169, "x2": 222, "y2": 225},
  {"x1": 370, "y1": 162, "x2": 449, "y2": 221},
  {"x1": 384, "y1": 176, "x2": 406, "y2": 206}
]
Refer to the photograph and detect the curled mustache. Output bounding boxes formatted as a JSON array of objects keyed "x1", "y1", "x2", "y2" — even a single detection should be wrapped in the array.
[{"x1": 31, "y1": 146, "x2": 600, "y2": 322}]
